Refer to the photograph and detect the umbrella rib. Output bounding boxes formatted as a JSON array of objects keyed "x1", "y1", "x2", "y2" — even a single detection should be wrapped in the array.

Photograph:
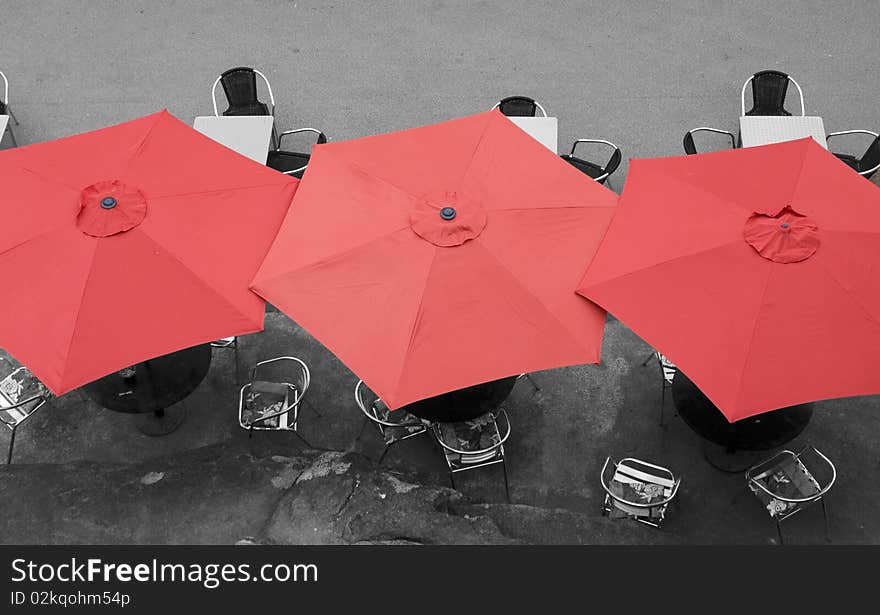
[
  {"x1": 147, "y1": 180, "x2": 296, "y2": 201},
  {"x1": 813, "y1": 244, "x2": 880, "y2": 332},
  {"x1": 121, "y1": 112, "x2": 166, "y2": 179},
  {"x1": 474, "y1": 239, "x2": 600, "y2": 359},
  {"x1": 731, "y1": 264, "x2": 775, "y2": 414},
  {"x1": 456, "y1": 112, "x2": 495, "y2": 188},
  {"x1": 57, "y1": 239, "x2": 101, "y2": 390},
  {"x1": 390, "y1": 247, "x2": 440, "y2": 406}
]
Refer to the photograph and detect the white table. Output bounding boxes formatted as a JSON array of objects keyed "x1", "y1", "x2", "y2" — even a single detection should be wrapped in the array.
[
  {"x1": 192, "y1": 116, "x2": 275, "y2": 163},
  {"x1": 739, "y1": 115, "x2": 827, "y2": 149},
  {"x1": 0, "y1": 115, "x2": 9, "y2": 145},
  {"x1": 507, "y1": 116, "x2": 558, "y2": 153}
]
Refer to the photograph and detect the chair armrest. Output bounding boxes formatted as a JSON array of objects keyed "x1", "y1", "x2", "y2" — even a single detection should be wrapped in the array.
[
  {"x1": 353, "y1": 380, "x2": 424, "y2": 429},
  {"x1": 600, "y1": 456, "x2": 681, "y2": 509},
  {"x1": 277, "y1": 127, "x2": 326, "y2": 149},
  {"x1": 0, "y1": 394, "x2": 47, "y2": 426},
  {"x1": 432, "y1": 413, "x2": 508, "y2": 456}
]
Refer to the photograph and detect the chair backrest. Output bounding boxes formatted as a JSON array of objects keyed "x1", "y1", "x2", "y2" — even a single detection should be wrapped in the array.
[
  {"x1": 682, "y1": 127, "x2": 737, "y2": 155},
  {"x1": 742, "y1": 70, "x2": 805, "y2": 116},
  {"x1": 600, "y1": 456, "x2": 680, "y2": 517},
  {"x1": 249, "y1": 356, "x2": 309, "y2": 402},
  {"x1": 746, "y1": 445, "x2": 836, "y2": 505},
  {"x1": 493, "y1": 95, "x2": 548, "y2": 117},
  {"x1": 354, "y1": 379, "x2": 422, "y2": 429},
  {"x1": 212, "y1": 67, "x2": 275, "y2": 116},
  {"x1": 861, "y1": 134, "x2": 880, "y2": 176},
  {"x1": 432, "y1": 409, "x2": 511, "y2": 463},
  {"x1": 0, "y1": 367, "x2": 50, "y2": 425},
  {"x1": 566, "y1": 139, "x2": 621, "y2": 183}
]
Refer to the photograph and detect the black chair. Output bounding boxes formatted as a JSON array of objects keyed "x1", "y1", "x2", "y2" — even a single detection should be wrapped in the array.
[
  {"x1": 0, "y1": 70, "x2": 19, "y2": 147},
  {"x1": 560, "y1": 139, "x2": 621, "y2": 184},
  {"x1": 741, "y1": 70, "x2": 805, "y2": 116},
  {"x1": 826, "y1": 130, "x2": 880, "y2": 179},
  {"x1": 682, "y1": 127, "x2": 737, "y2": 155},
  {"x1": 212, "y1": 66, "x2": 277, "y2": 146},
  {"x1": 492, "y1": 95, "x2": 547, "y2": 117},
  {"x1": 266, "y1": 128, "x2": 327, "y2": 179}
]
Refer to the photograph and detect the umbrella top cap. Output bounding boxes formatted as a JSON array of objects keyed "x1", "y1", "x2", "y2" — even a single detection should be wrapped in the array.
[
  {"x1": 76, "y1": 180, "x2": 147, "y2": 238},
  {"x1": 410, "y1": 190, "x2": 487, "y2": 247},
  {"x1": 744, "y1": 205, "x2": 820, "y2": 264}
]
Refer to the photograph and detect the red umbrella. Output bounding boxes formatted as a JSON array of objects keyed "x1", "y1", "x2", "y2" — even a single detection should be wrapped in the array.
[
  {"x1": 0, "y1": 110, "x2": 297, "y2": 394},
  {"x1": 251, "y1": 110, "x2": 617, "y2": 409},
  {"x1": 577, "y1": 137, "x2": 880, "y2": 422}
]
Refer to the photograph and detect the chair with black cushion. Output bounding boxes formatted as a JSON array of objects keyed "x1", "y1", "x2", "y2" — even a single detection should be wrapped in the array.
[
  {"x1": 560, "y1": 139, "x2": 621, "y2": 184},
  {"x1": 682, "y1": 127, "x2": 737, "y2": 155},
  {"x1": 266, "y1": 128, "x2": 327, "y2": 179},
  {"x1": 354, "y1": 379, "x2": 429, "y2": 465},
  {"x1": 212, "y1": 66, "x2": 278, "y2": 146},
  {"x1": 641, "y1": 351, "x2": 677, "y2": 425},
  {"x1": 0, "y1": 70, "x2": 19, "y2": 147},
  {"x1": 741, "y1": 70, "x2": 805, "y2": 116},
  {"x1": 600, "y1": 456, "x2": 681, "y2": 528},
  {"x1": 238, "y1": 356, "x2": 316, "y2": 447},
  {"x1": 432, "y1": 409, "x2": 512, "y2": 501},
  {"x1": 492, "y1": 95, "x2": 548, "y2": 117},
  {"x1": 826, "y1": 130, "x2": 880, "y2": 179},
  {"x1": 746, "y1": 445, "x2": 836, "y2": 545},
  {"x1": 0, "y1": 366, "x2": 50, "y2": 463}
]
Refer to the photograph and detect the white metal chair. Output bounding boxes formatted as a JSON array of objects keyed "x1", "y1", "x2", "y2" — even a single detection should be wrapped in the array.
[
  {"x1": 210, "y1": 336, "x2": 240, "y2": 385},
  {"x1": 746, "y1": 445, "x2": 836, "y2": 545},
  {"x1": 826, "y1": 130, "x2": 880, "y2": 179},
  {"x1": 683, "y1": 127, "x2": 736, "y2": 154},
  {"x1": 600, "y1": 456, "x2": 681, "y2": 528},
  {"x1": 741, "y1": 70, "x2": 805, "y2": 116},
  {"x1": 642, "y1": 351, "x2": 677, "y2": 425},
  {"x1": 266, "y1": 128, "x2": 327, "y2": 178},
  {"x1": 354, "y1": 379, "x2": 429, "y2": 465},
  {"x1": 432, "y1": 409, "x2": 511, "y2": 501},
  {"x1": 238, "y1": 356, "x2": 315, "y2": 447},
  {"x1": 0, "y1": 366, "x2": 50, "y2": 463},
  {"x1": 211, "y1": 66, "x2": 278, "y2": 147},
  {"x1": 0, "y1": 70, "x2": 19, "y2": 147},
  {"x1": 560, "y1": 139, "x2": 622, "y2": 184},
  {"x1": 491, "y1": 95, "x2": 548, "y2": 117}
]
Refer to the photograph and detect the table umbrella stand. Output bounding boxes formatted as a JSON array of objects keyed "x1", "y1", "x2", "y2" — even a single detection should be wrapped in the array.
[{"x1": 135, "y1": 358, "x2": 186, "y2": 437}]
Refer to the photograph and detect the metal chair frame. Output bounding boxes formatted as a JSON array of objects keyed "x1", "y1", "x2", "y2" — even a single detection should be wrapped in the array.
[
  {"x1": 0, "y1": 367, "x2": 49, "y2": 464},
  {"x1": 211, "y1": 67, "x2": 278, "y2": 147},
  {"x1": 491, "y1": 96, "x2": 548, "y2": 117},
  {"x1": 238, "y1": 356, "x2": 313, "y2": 447},
  {"x1": 826, "y1": 130, "x2": 880, "y2": 177},
  {"x1": 269, "y1": 127, "x2": 326, "y2": 176},
  {"x1": 641, "y1": 351, "x2": 677, "y2": 426},
  {"x1": 746, "y1": 445, "x2": 836, "y2": 545},
  {"x1": 741, "y1": 72, "x2": 805, "y2": 116},
  {"x1": 432, "y1": 409, "x2": 511, "y2": 501},
  {"x1": 600, "y1": 456, "x2": 681, "y2": 528},
  {"x1": 683, "y1": 127, "x2": 736, "y2": 155},
  {"x1": 0, "y1": 70, "x2": 19, "y2": 147},
  {"x1": 210, "y1": 336, "x2": 240, "y2": 385},
  {"x1": 564, "y1": 138, "x2": 621, "y2": 183},
  {"x1": 354, "y1": 379, "x2": 428, "y2": 465}
]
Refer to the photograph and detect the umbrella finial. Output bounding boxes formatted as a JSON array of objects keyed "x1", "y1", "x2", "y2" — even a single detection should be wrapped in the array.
[
  {"x1": 101, "y1": 197, "x2": 118, "y2": 209},
  {"x1": 440, "y1": 207, "x2": 457, "y2": 220}
]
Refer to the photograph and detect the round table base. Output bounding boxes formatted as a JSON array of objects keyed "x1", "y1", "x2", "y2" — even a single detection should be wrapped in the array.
[
  {"x1": 137, "y1": 407, "x2": 186, "y2": 437},
  {"x1": 703, "y1": 442, "x2": 764, "y2": 473}
]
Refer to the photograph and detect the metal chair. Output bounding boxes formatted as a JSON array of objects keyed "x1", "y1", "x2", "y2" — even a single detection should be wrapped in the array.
[
  {"x1": 641, "y1": 351, "x2": 677, "y2": 425},
  {"x1": 746, "y1": 445, "x2": 836, "y2": 545},
  {"x1": 560, "y1": 139, "x2": 621, "y2": 184},
  {"x1": 0, "y1": 70, "x2": 19, "y2": 147},
  {"x1": 492, "y1": 95, "x2": 548, "y2": 117},
  {"x1": 741, "y1": 70, "x2": 805, "y2": 116},
  {"x1": 826, "y1": 130, "x2": 880, "y2": 179},
  {"x1": 238, "y1": 356, "x2": 314, "y2": 447},
  {"x1": 266, "y1": 128, "x2": 327, "y2": 179},
  {"x1": 210, "y1": 336, "x2": 240, "y2": 385},
  {"x1": 682, "y1": 127, "x2": 736, "y2": 155},
  {"x1": 432, "y1": 409, "x2": 511, "y2": 501},
  {"x1": 212, "y1": 66, "x2": 278, "y2": 146},
  {"x1": 0, "y1": 367, "x2": 50, "y2": 464},
  {"x1": 354, "y1": 380, "x2": 429, "y2": 465},
  {"x1": 600, "y1": 456, "x2": 681, "y2": 528}
]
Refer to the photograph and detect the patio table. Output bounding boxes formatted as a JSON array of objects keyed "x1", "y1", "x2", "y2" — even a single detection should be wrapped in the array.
[
  {"x1": 82, "y1": 344, "x2": 212, "y2": 436},
  {"x1": 400, "y1": 375, "x2": 519, "y2": 423},
  {"x1": 507, "y1": 116, "x2": 558, "y2": 153},
  {"x1": 0, "y1": 115, "x2": 9, "y2": 142},
  {"x1": 671, "y1": 370, "x2": 813, "y2": 472},
  {"x1": 739, "y1": 115, "x2": 827, "y2": 149},
  {"x1": 193, "y1": 115, "x2": 275, "y2": 163}
]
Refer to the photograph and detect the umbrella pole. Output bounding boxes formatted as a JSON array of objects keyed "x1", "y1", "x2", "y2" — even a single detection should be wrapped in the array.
[{"x1": 136, "y1": 358, "x2": 186, "y2": 436}]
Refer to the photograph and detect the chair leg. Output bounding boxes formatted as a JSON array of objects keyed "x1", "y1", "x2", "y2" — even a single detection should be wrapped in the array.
[
  {"x1": 502, "y1": 459, "x2": 510, "y2": 503},
  {"x1": 523, "y1": 373, "x2": 540, "y2": 392},
  {"x1": 7, "y1": 106, "x2": 19, "y2": 124},
  {"x1": 7, "y1": 428, "x2": 16, "y2": 464},
  {"x1": 449, "y1": 471, "x2": 456, "y2": 490},
  {"x1": 822, "y1": 499, "x2": 830, "y2": 543},
  {"x1": 641, "y1": 351, "x2": 656, "y2": 366},
  {"x1": 6, "y1": 126, "x2": 17, "y2": 147},
  {"x1": 660, "y1": 384, "x2": 666, "y2": 427},
  {"x1": 377, "y1": 445, "x2": 391, "y2": 466},
  {"x1": 776, "y1": 521, "x2": 784, "y2": 546},
  {"x1": 232, "y1": 340, "x2": 241, "y2": 388},
  {"x1": 292, "y1": 429, "x2": 312, "y2": 450},
  {"x1": 303, "y1": 398, "x2": 322, "y2": 417}
]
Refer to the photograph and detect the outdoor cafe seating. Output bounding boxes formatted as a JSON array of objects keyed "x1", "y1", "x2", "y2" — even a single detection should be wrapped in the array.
[
  {"x1": 746, "y1": 445, "x2": 836, "y2": 545},
  {"x1": 238, "y1": 356, "x2": 315, "y2": 448},
  {"x1": 600, "y1": 456, "x2": 681, "y2": 528},
  {"x1": 642, "y1": 351, "x2": 677, "y2": 426},
  {"x1": 212, "y1": 66, "x2": 279, "y2": 148},
  {"x1": 741, "y1": 69, "x2": 805, "y2": 117},
  {"x1": 266, "y1": 127, "x2": 328, "y2": 178},
  {"x1": 0, "y1": 366, "x2": 50, "y2": 464},
  {"x1": 826, "y1": 129, "x2": 880, "y2": 179},
  {"x1": 355, "y1": 379, "x2": 430, "y2": 465},
  {"x1": 682, "y1": 127, "x2": 736, "y2": 154},
  {"x1": 560, "y1": 138, "x2": 622, "y2": 185}
]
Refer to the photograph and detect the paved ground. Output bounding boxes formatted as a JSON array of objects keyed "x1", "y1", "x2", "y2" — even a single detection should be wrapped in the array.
[{"x1": 1, "y1": 1, "x2": 879, "y2": 544}]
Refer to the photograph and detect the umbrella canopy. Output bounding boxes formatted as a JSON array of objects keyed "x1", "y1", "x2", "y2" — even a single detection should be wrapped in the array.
[
  {"x1": 577, "y1": 137, "x2": 880, "y2": 422},
  {"x1": 251, "y1": 110, "x2": 617, "y2": 409},
  {"x1": 0, "y1": 110, "x2": 297, "y2": 394}
]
